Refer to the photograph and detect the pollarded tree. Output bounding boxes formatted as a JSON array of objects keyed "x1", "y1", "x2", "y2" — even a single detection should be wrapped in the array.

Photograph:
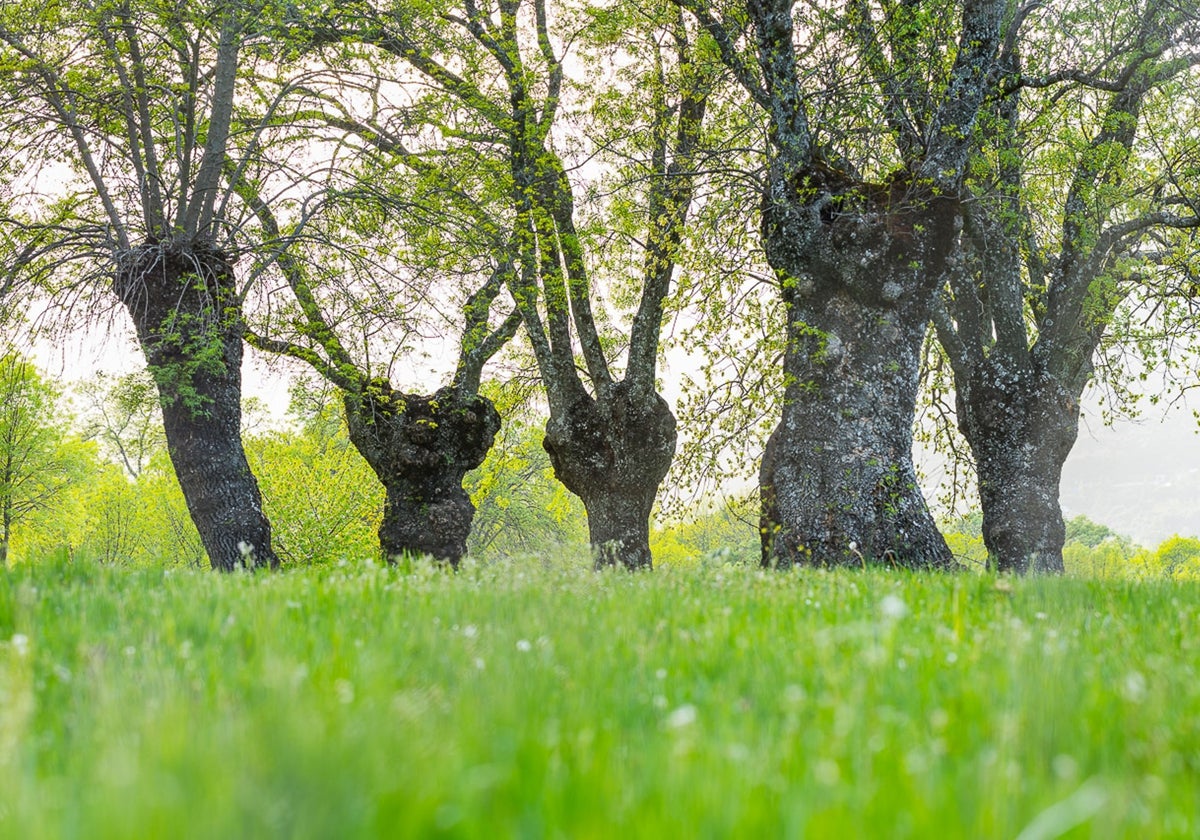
[
  {"x1": 241, "y1": 213, "x2": 520, "y2": 566},
  {"x1": 340, "y1": 0, "x2": 717, "y2": 568},
  {"x1": 674, "y1": 0, "x2": 1008, "y2": 567},
  {"x1": 933, "y1": 0, "x2": 1200, "y2": 573},
  {"x1": 230, "y1": 87, "x2": 521, "y2": 565},
  {"x1": 509, "y1": 3, "x2": 715, "y2": 570},
  {"x1": 0, "y1": 0, "x2": 289, "y2": 569}
]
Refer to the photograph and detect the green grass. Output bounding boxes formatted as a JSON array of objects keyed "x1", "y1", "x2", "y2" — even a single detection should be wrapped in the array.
[{"x1": 1, "y1": 556, "x2": 1198, "y2": 838}]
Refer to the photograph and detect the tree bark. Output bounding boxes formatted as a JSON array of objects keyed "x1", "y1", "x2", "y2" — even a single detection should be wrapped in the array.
[
  {"x1": 956, "y1": 358, "x2": 1079, "y2": 573},
  {"x1": 114, "y1": 240, "x2": 278, "y2": 571},
  {"x1": 759, "y1": 170, "x2": 959, "y2": 569},
  {"x1": 1, "y1": 504, "x2": 9, "y2": 567},
  {"x1": 343, "y1": 383, "x2": 500, "y2": 567},
  {"x1": 543, "y1": 382, "x2": 676, "y2": 570}
]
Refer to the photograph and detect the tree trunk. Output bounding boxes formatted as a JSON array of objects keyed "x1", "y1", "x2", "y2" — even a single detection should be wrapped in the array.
[
  {"x1": 114, "y1": 240, "x2": 278, "y2": 571},
  {"x1": 957, "y1": 359, "x2": 1080, "y2": 574},
  {"x1": 759, "y1": 170, "x2": 959, "y2": 569},
  {"x1": 1, "y1": 505, "x2": 9, "y2": 567},
  {"x1": 543, "y1": 382, "x2": 676, "y2": 570},
  {"x1": 343, "y1": 383, "x2": 500, "y2": 567}
]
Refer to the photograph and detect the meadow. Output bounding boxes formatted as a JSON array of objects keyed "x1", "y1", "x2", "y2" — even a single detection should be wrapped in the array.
[{"x1": 1, "y1": 555, "x2": 1198, "y2": 838}]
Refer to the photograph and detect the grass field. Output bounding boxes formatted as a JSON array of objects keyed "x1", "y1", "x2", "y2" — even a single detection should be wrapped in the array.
[{"x1": 1, "y1": 555, "x2": 1198, "y2": 838}]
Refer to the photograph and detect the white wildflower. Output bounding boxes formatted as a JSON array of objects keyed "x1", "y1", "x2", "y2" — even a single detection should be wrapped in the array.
[
  {"x1": 1122, "y1": 671, "x2": 1147, "y2": 703},
  {"x1": 666, "y1": 704, "x2": 698, "y2": 729},
  {"x1": 880, "y1": 594, "x2": 908, "y2": 620}
]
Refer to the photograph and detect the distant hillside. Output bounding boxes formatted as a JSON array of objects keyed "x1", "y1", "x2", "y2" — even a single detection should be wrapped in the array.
[{"x1": 1063, "y1": 408, "x2": 1200, "y2": 546}]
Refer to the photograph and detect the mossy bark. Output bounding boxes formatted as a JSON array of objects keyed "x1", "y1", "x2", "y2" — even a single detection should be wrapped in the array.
[
  {"x1": 759, "y1": 170, "x2": 958, "y2": 569},
  {"x1": 344, "y1": 383, "x2": 500, "y2": 567},
  {"x1": 114, "y1": 240, "x2": 277, "y2": 571},
  {"x1": 543, "y1": 382, "x2": 676, "y2": 570},
  {"x1": 956, "y1": 359, "x2": 1079, "y2": 573}
]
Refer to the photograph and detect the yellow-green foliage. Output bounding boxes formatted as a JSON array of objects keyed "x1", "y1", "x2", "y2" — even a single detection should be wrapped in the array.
[
  {"x1": 1152, "y1": 536, "x2": 1200, "y2": 580},
  {"x1": 1052, "y1": 519, "x2": 1200, "y2": 581},
  {"x1": 651, "y1": 500, "x2": 760, "y2": 567},
  {"x1": 246, "y1": 417, "x2": 382, "y2": 566},
  {"x1": 15, "y1": 449, "x2": 205, "y2": 568},
  {"x1": 944, "y1": 532, "x2": 987, "y2": 570},
  {"x1": 464, "y1": 404, "x2": 587, "y2": 560},
  {"x1": 938, "y1": 515, "x2": 1200, "y2": 580},
  {"x1": 1064, "y1": 540, "x2": 1152, "y2": 580}
]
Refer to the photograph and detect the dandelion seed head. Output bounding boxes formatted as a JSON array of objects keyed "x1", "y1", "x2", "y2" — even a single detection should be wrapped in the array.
[
  {"x1": 666, "y1": 704, "x2": 698, "y2": 728},
  {"x1": 880, "y1": 594, "x2": 908, "y2": 620}
]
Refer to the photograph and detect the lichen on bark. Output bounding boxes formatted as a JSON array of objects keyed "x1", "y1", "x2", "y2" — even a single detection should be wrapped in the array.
[{"x1": 344, "y1": 382, "x2": 501, "y2": 567}]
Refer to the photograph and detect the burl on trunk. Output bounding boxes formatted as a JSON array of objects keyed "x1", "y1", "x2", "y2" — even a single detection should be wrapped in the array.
[
  {"x1": 543, "y1": 382, "x2": 676, "y2": 570},
  {"x1": 344, "y1": 382, "x2": 500, "y2": 566}
]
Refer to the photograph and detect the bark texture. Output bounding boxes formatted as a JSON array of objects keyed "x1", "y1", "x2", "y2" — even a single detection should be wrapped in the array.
[
  {"x1": 114, "y1": 240, "x2": 277, "y2": 571},
  {"x1": 543, "y1": 382, "x2": 677, "y2": 570},
  {"x1": 955, "y1": 358, "x2": 1079, "y2": 573},
  {"x1": 1, "y1": 507, "x2": 9, "y2": 567},
  {"x1": 935, "y1": 21, "x2": 1182, "y2": 575},
  {"x1": 344, "y1": 382, "x2": 500, "y2": 566},
  {"x1": 760, "y1": 171, "x2": 959, "y2": 569}
]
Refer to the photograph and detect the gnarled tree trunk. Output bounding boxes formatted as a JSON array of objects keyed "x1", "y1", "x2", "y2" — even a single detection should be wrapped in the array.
[
  {"x1": 759, "y1": 173, "x2": 959, "y2": 569},
  {"x1": 344, "y1": 383, "x2": 500, "y2": 567},
  {"x1": 114, "y1": 240, "x2": 278, "y2": 571},
  {"x1": 956, "y1": 358, "x2": 1080, "y2": 573},
  {"x1": 543, "y1": 382, "x2": 676, "y2": 570}
]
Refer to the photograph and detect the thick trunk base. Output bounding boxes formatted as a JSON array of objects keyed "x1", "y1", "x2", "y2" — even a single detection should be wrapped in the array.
[
  {"x1": 758, "y1": 169, "x2": 958, "y2": 570},
  {"x1": 760, "y1": 363, "x2": 953, "y2": 571},
  {"x1": 344, "y1": 384, "x2": 500, "y2": 567},
  {"x1": 114, "y1": 240, "x2": 277, "y2": 571},
  {"x1": 581, "y1": 497, "x2": 654, "y2": 570},
  {"x1": 959, "y1": 361, "x2": 1078, "y2": 574},
  {"x1": 979, "y1": 470, "x2": 1067, "y2": 574},
  {"x1": 543, "y1": 382, "x2": 676, "y2": 570}
]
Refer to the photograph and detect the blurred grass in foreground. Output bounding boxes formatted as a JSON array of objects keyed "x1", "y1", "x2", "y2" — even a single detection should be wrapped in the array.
[{"x1": 1, "y1": 554, "x2": 1197, "y2": 838}]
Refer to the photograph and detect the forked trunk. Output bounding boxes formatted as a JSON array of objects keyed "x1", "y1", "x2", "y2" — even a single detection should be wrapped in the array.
[
  {"x1": 957, "y1": 360, "x2": 1079, "y2": 573},
  {"x1": 114, "y1": 240, "x2": 277, "y2": 571},
  {"x1": 759, "y1": 171, "x2": 959, "y2": 569},
  {"x1": 543, "y1": 382, "x2": 676, "y2": 570},
  {"x1": 343, "y1": 384, "x2": 500, "y2": 567}
]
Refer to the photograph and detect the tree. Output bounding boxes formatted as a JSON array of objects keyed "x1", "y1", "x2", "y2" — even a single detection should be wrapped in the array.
[
  {"x1": 933, "y1": 0, "x2": 1200, "y2": 572},
  {"x1": 0, "y1": 352, "x2": 87, "y2": 565},
  {"x1": 340, "y1": 0, "x2": 717, "y2": 568},
  {"x1": 1155, "y1": 535, "x2": 1200, "y2": 578},
  {"x1": 0, "y1": 0, "x2": 285, "y2": 569},
  {"x1": 675, "y1": 0, "x2": 1006, "y2": 567},
  {"x1": 231, "y1": 80, "x2": 521, "y2": 565},
  {"x1": 77, "y1": 371, "x2": 165, "y2": 479}
]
